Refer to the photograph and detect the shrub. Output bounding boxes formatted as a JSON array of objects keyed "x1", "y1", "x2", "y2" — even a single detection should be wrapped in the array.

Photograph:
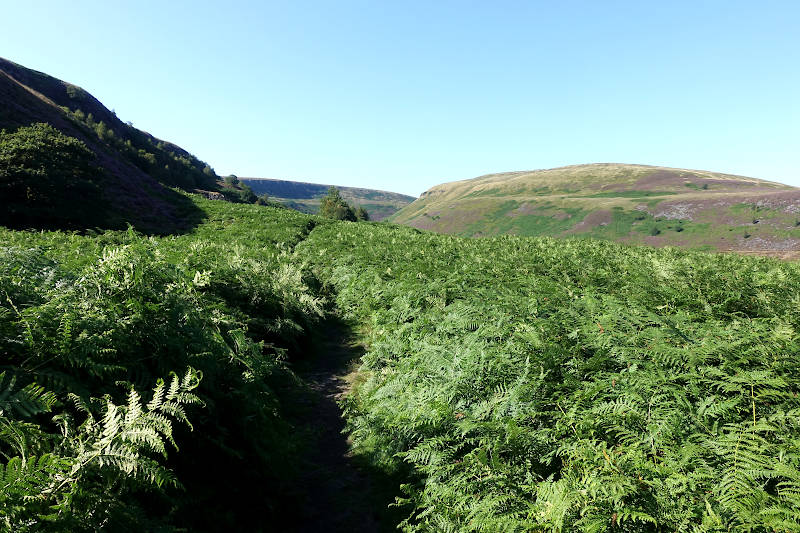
[{"x1": 0, "y1": 123, "x2": 107, "y2": 229}]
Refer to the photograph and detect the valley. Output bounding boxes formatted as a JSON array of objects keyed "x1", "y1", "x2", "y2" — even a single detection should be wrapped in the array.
[
  {"x1": 2, "y1": 56, "x2": 799, "y2": 532},
  {"x1": 241, "y1": 177, "x2": 416, "y2": 220}
]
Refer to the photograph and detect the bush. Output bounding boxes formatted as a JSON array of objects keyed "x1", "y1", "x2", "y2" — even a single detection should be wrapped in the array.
[{"x1": 0, "y1": 123, "x2": 107, "y2": 229}]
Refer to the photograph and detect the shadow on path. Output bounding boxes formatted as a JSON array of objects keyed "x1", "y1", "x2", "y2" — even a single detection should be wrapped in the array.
[{"x1": 284, "y1": 318, "x2": 400, "y2": 533}]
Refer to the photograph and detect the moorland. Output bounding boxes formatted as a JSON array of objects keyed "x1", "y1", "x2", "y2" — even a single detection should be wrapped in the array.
[{"x1": 392, "y1": 163, "x2": 800, "y2": 255}]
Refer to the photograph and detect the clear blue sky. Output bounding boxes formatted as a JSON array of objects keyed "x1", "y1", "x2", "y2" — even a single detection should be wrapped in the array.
[{"x1": 2, "y1": 1, "x2": 798, "y2": 196}]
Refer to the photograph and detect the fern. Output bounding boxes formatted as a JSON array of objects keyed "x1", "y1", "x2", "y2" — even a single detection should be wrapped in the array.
[{"x1": 296, "y1": 221, "x2": 800, "y2": 532}]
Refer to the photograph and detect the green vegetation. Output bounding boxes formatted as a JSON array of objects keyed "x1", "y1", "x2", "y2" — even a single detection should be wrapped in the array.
[
  {"x1": 298, "y1": 224, "x2": 800, "y2": 532},
  {"x1": 320, "y1": 186, "x2": 357, "y2": 221},
  {"x1": 3, "y1": 189, "x2": 800, "y2": 531},
  {"x1": 319, "y1": 186, "x2": 369, "y2": 221},
  {"x1": 219, "y1": 177, "x2": 258, "y2": 203},
  {"x1": 579, "y1": 190, "x2": 678, "y2": 198},
  {"x1": 63, "y1": 107, "x2": 217, "y2": 190},
  {"x1": 0, "y1": 199, "x2": 325, "y2": 531},
  {"x1": 0, "y1": 57, "x2": 228, "y2": 234},
  {"x1": 0, "y1": 123, "x2": 106, "y2": 229},
  {"x1": 242, "y1": 178, "x2": 414, "y2": 221},
  {"x1": 461, "y1": 201, "x2": 585, "y2": 237},
  {"x1": 5, "y1": 56, "x2": 800, "y2": 531}
]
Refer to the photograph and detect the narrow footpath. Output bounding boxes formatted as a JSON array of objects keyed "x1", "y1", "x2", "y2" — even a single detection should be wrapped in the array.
[{"x1": 286, "y1": 319, "x2": 395, "y2": 533}]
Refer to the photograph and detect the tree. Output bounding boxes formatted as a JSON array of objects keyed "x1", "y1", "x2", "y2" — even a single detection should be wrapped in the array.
[
  {"x1": 355, "y1": 206, "x2": 370, "y2": 221},
  {"x1": 238, "y1": 183, "x2": 257, "y2": 203},
  {"x1": 0, "y1": 123, "x2": 107, "y2": 229},
  {"x1": 319, "y1": 186, "x2": 356, "y2": 221},
  {"x1": 94, "y1": 120, "x2": 109, "y2": 140},
  {"x1": 224, "y1": 174, "x2": 239, "y2": 186}
]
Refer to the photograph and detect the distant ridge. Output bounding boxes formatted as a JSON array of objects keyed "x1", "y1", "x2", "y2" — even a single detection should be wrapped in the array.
[
  {"x1": 391, "y1": 163, "x2": 800, "y2": 253},
  {"x1": 241, "y1": 177, "x2": 415, "y2": 220}
]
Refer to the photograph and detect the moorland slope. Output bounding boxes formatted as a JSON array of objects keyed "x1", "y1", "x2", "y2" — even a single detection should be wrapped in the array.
[{"x1": 392, "y1": 163, "x2": 800, "y2": 252}]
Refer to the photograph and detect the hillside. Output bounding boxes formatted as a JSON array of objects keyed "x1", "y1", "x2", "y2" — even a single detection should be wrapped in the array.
[
  {"x1": 241, "y1": 177, "x2": 415, "y2": 220},
  {"x1": 0, "y1": 57, "x2": 215, "y2": 232},
  {"x1": 391, "y1": 163, "x2": 800, "y2": 252}
]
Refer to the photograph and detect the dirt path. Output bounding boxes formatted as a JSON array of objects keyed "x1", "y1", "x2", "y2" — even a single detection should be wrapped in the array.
[{"x1": 286, "y1": 319, "x2": 391, "y2": 533}]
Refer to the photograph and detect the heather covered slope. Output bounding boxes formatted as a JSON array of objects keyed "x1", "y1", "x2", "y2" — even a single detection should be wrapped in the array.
[
  {"x1": 241, "y1": 177, "x2": 415, "y2": 220},
  {"x1": 0, "y1": 57, "x2": 211, "y2": 233},
  {"x1": 391, "y1": 163, "x2": 800, "y2": 252}
]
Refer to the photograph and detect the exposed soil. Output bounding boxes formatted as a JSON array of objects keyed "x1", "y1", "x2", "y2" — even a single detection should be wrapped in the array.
[
  {"x1": 286, "y1": 320, "x2": 397, "y2": 533},
  {"x1": 566, "y1": 209, "x2": 613, "y2": 233},
  {"x1": 650, "y1": 190, "x2": 800, "y2": 222}
]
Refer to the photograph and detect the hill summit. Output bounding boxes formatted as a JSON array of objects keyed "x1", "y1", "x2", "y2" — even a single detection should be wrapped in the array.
[{"x1": 391, "y1": 163, "x2": 800, "y2": 253}]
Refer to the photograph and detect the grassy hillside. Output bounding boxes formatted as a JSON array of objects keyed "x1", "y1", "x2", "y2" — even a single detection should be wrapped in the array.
[
  {"x1": 241, "y1": 177, "x2": 416, "y2": 220},
  {"x1": 0, "y1": 57, "x2": 217, "y2": 233},
  {"x1": 391, "y1": 163, "x2": 800, "y2": 253}
]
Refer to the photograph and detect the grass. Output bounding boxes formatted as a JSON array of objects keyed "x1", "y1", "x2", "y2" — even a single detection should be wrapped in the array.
[{"x1": 577, "y1": 190, "x2": 679, "y2": 198}]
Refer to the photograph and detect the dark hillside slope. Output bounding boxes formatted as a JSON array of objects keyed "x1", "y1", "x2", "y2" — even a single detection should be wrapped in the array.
[
  {"x1": 0, "y1": 57, "x2": 209, "y2": 233},
  {"x1": 392, "y1": 163, "x2": 800, "y2": 253},
  {"x1": 241, "y1": 177, "x2": 416, "y2": 220},
  {"x1": 0, "y1": 57, "x2": 212, "y2": 185},
  {"x1": 0, "y1": 58, "x2": 121, "y2": 131}
]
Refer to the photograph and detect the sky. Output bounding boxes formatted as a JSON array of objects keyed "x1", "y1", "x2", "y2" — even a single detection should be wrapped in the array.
[{"x1": 1, "y1": 1, "x2": 798, "y2": 196}]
